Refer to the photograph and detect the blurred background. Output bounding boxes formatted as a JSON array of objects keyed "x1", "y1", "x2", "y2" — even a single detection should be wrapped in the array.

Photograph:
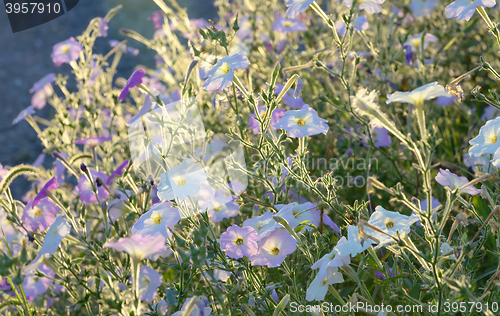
[{"x1": 0, "y1": 0, "x2": 217, "y2": 197}]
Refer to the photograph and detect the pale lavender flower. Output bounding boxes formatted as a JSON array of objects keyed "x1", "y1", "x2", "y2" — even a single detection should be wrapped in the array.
[
  {"x1": 0, "y1": 207, "x2": 17, "y2": 242},
  {"x1": 148, "y1": 11, "x2": 164, "y2": 29},
  {"x1": 343, "y1": 0, "x2": 385, "y2": 14},
  {"x1": 173, "y1": 296, "x2": 212, "y2": 316},
  {"x1": 335, "y1": 15, "x2": 369, "y2": 37},
  {"x1": 368, "y1": 120, "x2": 392, "y2": 148},
  {"x1": 208, "y1": 200, "x2": 240, "y2": 223},
  {"x1": 445, "y1": 0, "x2": 496, "y2": 21},
  {"x1": 31, "y1": 85, "x2": 53, "y2": 110},
  {"x1": 404, "y1": 33, "x2": 438, "y2": 51},
  {"x1": 108, "y1": 190, "x2": 130, "y2": 222},
  {"x1": 32, "y1": 177, "x2": 57, "y2": 207},
  {"x1": 274, "y1": 202, "x2": 340, "y2": 232},
  {"x1": 104, "y1": 234, "x2": 171, "y2": 261},
  {"x1": 463, "y1": 153, "x2": 489, "y2": 172},
  {"x1": 273, "y1": 104, "x2": 329, "y2": 138},
  {"x1": 414, "y1": 197, "x2": 441, "y2": 227},
  {"x1": 29, "y1": 73, "x2": 55, "y2": 93},
  {"x1": 157, "y1": 159, "x2": 208, "y2": 201},
  {"x1": 97, "y1": 18, "x2": 109, "y2": 37},
  {"x1": 74, "y1": 136, "x2": 111, "y2": 147},
  {"x1": 243, "y1": 211, "x2": 277, "y2": 239},
  {"x1": 220, "y1": 225, "x2": 258, "y2": 259},
  {"x1": 38, "y1": 214, "x2": 71, "y2": 256},
  {"x1": 285, "y1": 0, "x2": 314, "y2": 18},
  {"x1": 109, "y1": 40, "x2": 139, "y2": 55},
  {"x1": 32, "y1": 153, "x2": 45, "y2": 168},
  {"x1": 274, "y1": 84, "x2": 306, "y2": 109},
  {"x1": 202, "y1": 52, "x2": 250, "y2": 91},
  {"x1": 51, "y1": 37, "x2": 83, "y2": 66},
  {"x1": 139, "y1": 266, "x2": 163, "y2": 303},
  {"x1": 22, "y1": 263, "x2": 54, "y2": 299},
  {"x1": 435, "y1": 168, "x2": 481, "y2": 195},
  {"x1": 249, "y1": 107, "x2": 286, "y2": 134},
  {"x1": 12, "y1": 106, "x2": 35, "y2": 125},
  {"x1": 409, "y1": 0, "x2": 438, "y2": 17},
  {"x1": 131, "y1": 202, "x2": 181, "y2": 239},
  {"x1": 272, "y1": 17, "x2": 307, "y2": 33},
  {"x1": 75, "y1": 169, "x2": 109, "y2": 205},
  {"x1": 435, "y1": 95, "x2": 458, "y2": 107},
  {"x1": 250, "y1": 229, "x2": 297, "y2": 267},
  {"x1": 22, "y1": 198, "x2": 59, "y2": 232},
  {"x1": 118, "y1": 69, "x2": 146, "y2": 101}
]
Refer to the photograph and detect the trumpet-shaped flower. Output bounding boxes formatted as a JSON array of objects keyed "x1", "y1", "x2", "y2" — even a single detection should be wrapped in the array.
[
  {"x1": 250, "y1": 229, "x2": 297, "y2": 267},
  {"x1": 220, "y1": 225, "x2": 258, "y2": 259},
  {"x1": 202, "y1": 52, "x2": 250, "y2": 91},
  {"x1": 435, "y1": 168, "x2": 481, "y2": 195},
  {"x1": 272, "y1": 17, "x2": 307, "y2": 33},
  {"x1": 22, "y1": 263, "x2": 54, "y2": 299},
  {"x1": 469, "y1": 117, "x2": 500, "y2": 157},
  {"x1": 335, "y1": 15, "x2": 369, "y2": 37},
  {"x1": 285, "y1": 0, "x2": 314, "y2": 18},
  {"x1": 275, "y1": 202, "x2": 340, "y2": 232},
  {"x1": 249, "y1": 107, "x2": 286, "y2": 134},
  {"x1": 104, "y1": 234, "x2": 171, "y2": 261},
  {"x1": 22, "y1": 198, "x2": 59, "y2": 232},
  {"x1": 208, "y1": 200, "x2": 240, "y2": 223},
  {"x1": 243, "y1": 211, "x2": 278, "y2": 240},
  {"x1": 132, "y1": 202, "x2": 181, "y2": 239},
  {"x1": 157, "y1": 159, "x2": 208, "y2": 201},
  {"x1": 30, "y1": 73, "x2": 56, "y2": 93},
  {"x1": 306, "y1": 267, "x2": 344, "y2": 301},
  {"x1": 312, "y1": 237, "x2": 351, "y2": 271},
  {"x1": 334, "y1": 225, "x2": 376, "y2": 257},
  {"x1": 76, "y1": 169, "x2": 109, "y2": 205},
  {"x1": 108, "y1": 190, "x2": 130, "y2": 222},
  {"x1": 173, "y1": 296, "x2": 212, "y2": 316},
  {"x1": 273, "y1": 104, "x2": 329, "y2": 138},
  {"x1": 404, "y1": 33, "x2": 438, "y2": 51},
  {"x1": 445, "y1": 0, "x2": 496, "y2": 21},
  {"x1": 343, "y1": 0, "x2": 385, "y2": 14},
  {"x1": 139, "y1": 266, "x2": 163, "y2": 302},
  {"x1": 409, "y1": 0, "x2": 438, "y2": 17},
  {"x1": 118, "y1": 69, "x2": 145, "y2": 101},
  {"x1": 386, "y1": 82, "x2": 450, "y2": 107},
  {"x1": 365, "y1": 206, "x2": 419, "y2": 249},
  {"x1": 38, "y1": 214, "x2": 71, "y2": 256},
  {"x1": 51, "y1": 37, "x2": 83, "y2": 66}
]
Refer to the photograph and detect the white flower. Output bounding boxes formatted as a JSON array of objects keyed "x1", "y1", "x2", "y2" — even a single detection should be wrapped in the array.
[
  {"x1": 139, "y1": 266, "x2": 163, "y2": 302},
  {"x1": 435, "y1": 168, "x2": 481, "y2": 195},
  {"x1": 386, "y1": 82, "x2": 451, "y2": 107},
  {"x1": 131, "y1": 202, "x2": 182, "y2": 239},
  {"x1": 469, "y1": 117, "x2": 500, "y2": 157},
  {"x1": 306, "y1": 266, "x2": 344, "y2": 301},
  {"x1": 463, "y1": 153, "x2": 490, "y2": 173},
  {"x1": 157, "y1": 159, "x2": 208, "y2": 201},
  {"x1": 311, "y1": 237, "x2": 351, "y2": 270},
  {"x1": 440, "y1": 242, "x2": 456, "y2": 260},
  {"x1": 334, "y1": 225, "x2": 376, "y2": 257},
  {"x1": 343, "y1": 0, "x2": 385, "y2": 14},
  {"x1": 365, "y1": 206, "x2": 419, "y2": 249},
  {"x1": 39, "y1": 214, "x2": 71, "y2": 256}
]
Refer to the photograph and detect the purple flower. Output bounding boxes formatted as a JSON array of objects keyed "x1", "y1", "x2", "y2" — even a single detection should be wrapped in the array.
[
  {"x1": 22, "y1": 198, "x2": 59, "y2": 232},
  {"x1": 273, "y1": 104, "x2": 329, "y2": 138},
  {"x1": 104, "y1": 234, "x2": 171, "y2": 261},
  {"x1": 74, "y1": 136, "x2": 111, "y2": 147},
  {"x1": 32, "y1": 177, "x2": 57, "y2": 207},
  {"x1": 32, "y1": 153, "x2": 45, "y2": 167},
  {"x1": 29, "y1": 74, "x2": 55, "y2": 93},
  {"x1": 75, "y1": 169, "x2": 109, "y2": 205},
  {"x1": 274, "y1": 84, "x2": 306, "y2": 109},
  {"x1": 12, "y1": 106, "x2": 35, "y2": 125},
  {"x1": 202, "y1": 52, "x2": 250, "y2": 91},
  {"x1": 118, "y1": 69, "x2": 146, "y2": 101},
  {"x1": 139, "y1": 266, "x2": 163, "y2": 302},
  {"x1": 148, "y1": 11, "x2": 164, "y2": 29},
  {"x1": 435, "y1": 168, "x2": 481, "y2": 195},
  {"x1": 250, "y1": 229, "x2": 297, "y2": 268},
  {"x1": 285, "y1": 0, "x2": 314, "y2": 18},
  {"x1": 22, "y1": 263, "x2": 54, "y2": 299},
  {"x1": 368, "y1": 121, "x2": 392, "y2": 148},
  {"x1": 409, "y1": 0, "x2": 438, "y2": 17},
  {"x1": 97, "y1": 18, "x2": 109, "y2": 37},
  {"x1": 403, "y1": 45, "x2": 414, "y2": 66},
  {"x1": 249, "y1": 106, "x2": 286, "y2": 134},
  {"x1": 107, "y1": 159, "x2": 130, "y2": 185},
  {"x1": 272, "y1": 17, "x2": 307, "y2": 33},
  {"x1": 335, "y1": 15, "x2": 369, "y2": 37},
  {"x1": 109, "y1": 40, "x2": 139, "y2": 55},
  {"x1": 445, "y1": 0, "x2": 496, "y2": 21},
  {"x1": 435, "y1": 95, "x2": 458, "y2": 107},
  {"x1": 220, "y1": 225, "x2": 259, "y2": 259},
  {"x1": 51, "y1": 37, "x2": 83, "y2": 67},
  {"x1": 31, "y1": 85, "x2": 53, "y2": 110}
]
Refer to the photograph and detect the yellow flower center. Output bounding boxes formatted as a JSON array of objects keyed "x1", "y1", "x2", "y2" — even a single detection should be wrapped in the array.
[
  {"x1": 235, "y1": 237, "x2": 243, "y2": 245},
  {"x1": 271, "y1": 247, "x2": 280, "y2": 255},
  {"x1": 322, "y1": 277, "x2": 329, "y2": 285},
  {"x1": 214, "y1": 205, "x2": 221, "y2": 212},
  {"x1": 219, "y1": 62, "x2": 230, "y2": 74},
  {"x1": 488, "y1": 135, "x2": 498, "y2": 144},
  {"x1": 296, "y1": 118, "x2": 306, "y2": 126},
  {"x1": 34, "y1": 207, "x2": 42, "y2": 217},
  {"x1": 385, "y1": 218, "x2": 394, "y2": 229},
  {"x1": 284, "y1": 21, "x2": 292, "y2": 28},
  {"x1": 151, "y1": 211, "x2": 162, "y2": 224},
  {"x1": 410, "y1": 38, "x2": 421, "y2": 49},
  {"x1": 176, "y1": 176, "x2": 186, "y2": 186},
  {"x1": 62, "y1": 45, "x2": 70, "y2": 54}
]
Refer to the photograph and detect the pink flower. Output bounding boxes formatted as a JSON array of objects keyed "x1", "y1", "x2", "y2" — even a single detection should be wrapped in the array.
[
  {"x1": 104, "y1": 234, "x2": 171, "y2": 261},
  {"x1": 250, "y1": 229, "x2": 297, "y2": 268},
  {"x1": 22, "y1": 198, "x2": 59, "y2": 232},
  {"x1": 220, "y1": 225, "x2": 258, "y2": 259},
  {"x1": 74, "y1": 136, "x2": 111, "y2": 147},
  {"x1": 51, "y1": 37, "x2": 83, "y2": 67}
]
